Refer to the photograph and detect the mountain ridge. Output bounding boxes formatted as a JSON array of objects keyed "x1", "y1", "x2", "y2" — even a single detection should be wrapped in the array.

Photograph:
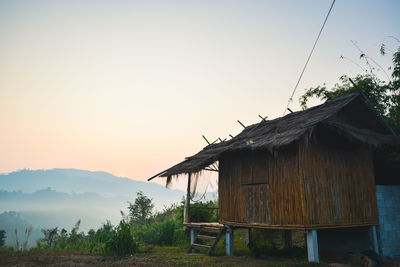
[
  {"x1": 0, "y1": 168, "x2": 189, "y2": 211},
  {"x1": 0, "y1": 168, "x2": 181, "y2": 195}
]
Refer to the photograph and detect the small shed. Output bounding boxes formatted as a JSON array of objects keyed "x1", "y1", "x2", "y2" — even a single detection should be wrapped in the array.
[{"x1": 148, "y1": 92, "x2": 400, "y2": 262}]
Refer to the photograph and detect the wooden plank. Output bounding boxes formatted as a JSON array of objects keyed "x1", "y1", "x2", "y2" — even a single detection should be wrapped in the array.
[
  {"x1": 183, "y1": 222, "x2": 224, "y2": 228},
  {"x1": 219, "y1": 220, "x2": 378, "y2": 229},
  {"x1": 202, "y1": 227, "x2": 223, "y2": 233}
]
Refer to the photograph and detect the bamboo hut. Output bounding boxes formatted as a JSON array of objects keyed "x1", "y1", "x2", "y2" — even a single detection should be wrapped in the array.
[{"x1": 148, "y1": 92, "x2": 400, "y2": 262}]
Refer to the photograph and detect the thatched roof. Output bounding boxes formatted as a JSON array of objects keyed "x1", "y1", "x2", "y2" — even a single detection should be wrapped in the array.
[{"x1": 148, "y1": 92, "x2": 399, "y2": 181}]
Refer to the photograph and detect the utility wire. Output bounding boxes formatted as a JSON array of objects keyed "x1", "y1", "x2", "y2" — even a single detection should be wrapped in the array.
[{"x1": 283, "y1": 0, "x2": 336, "y2": 116}]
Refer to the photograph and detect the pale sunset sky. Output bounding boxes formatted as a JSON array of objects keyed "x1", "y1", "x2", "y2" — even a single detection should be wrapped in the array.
[{"x1": 1, "y1": 0, "x2": 399, "y2": 189}]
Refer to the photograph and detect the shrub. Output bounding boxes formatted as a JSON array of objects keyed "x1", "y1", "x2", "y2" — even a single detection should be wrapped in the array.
[
  {"x1": 158, "y1": 219, "x2": 177, "y2": 246},
  {"x1": 189, "y1": 200, "x2": 219, "y2": 222},
  {"x1": 106, "y1": 220, "x2": 138, "y2": 257},
  {"x1": 40, "y1": 227, "x2": 58, "y2": 249}
]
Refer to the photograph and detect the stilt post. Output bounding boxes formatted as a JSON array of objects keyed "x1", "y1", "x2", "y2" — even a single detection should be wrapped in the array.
[
  {"x1": 226, "y1": 226, "x2": 234, "y2": 256},
  {"x1": 306, "y1": 229, "x2": 319, "y2": 263},
  {"x1": 190, "y1": 228, "x2": 196, "y2": 245},
  {"x1": 245, "y1": 228, "x2": 252, "y2": 247},
  {"x1": 371, "y1": 226, "x2": 379, "y2": 254},
  {"x1": 184, "y1": 173, "x2": 191, "y2": 223}
]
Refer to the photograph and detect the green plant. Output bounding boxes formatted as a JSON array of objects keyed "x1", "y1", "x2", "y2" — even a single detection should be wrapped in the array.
[
  {"x1": 66, "y1": 220, "x2": 85, "y2": 250},
  {"x1": 189, "y1": 200, "x2": 219, "y2": 223},
  {"x1": 41, "y1": 227, "x2": 58, "y2": 248},
  {"x1": 105, "y1": 220, "x2": 138, "y2": 257},
  {"x1": 128, "y1": 191, "x2": 154, "y2": 225}
]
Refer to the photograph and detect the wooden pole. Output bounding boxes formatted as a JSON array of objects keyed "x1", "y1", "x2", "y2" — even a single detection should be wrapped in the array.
[{"x1": 184, "y1": 173, "x2": 191, "y2": 223}]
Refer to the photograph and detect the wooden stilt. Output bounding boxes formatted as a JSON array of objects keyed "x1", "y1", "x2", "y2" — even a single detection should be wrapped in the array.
[{"x1": 184, "y1": 173, "x2": 191, "y2": 223}]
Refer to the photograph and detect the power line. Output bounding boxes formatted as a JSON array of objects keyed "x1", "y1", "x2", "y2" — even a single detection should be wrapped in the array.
[{"x1": 283, "y1": 0, "x2": 336, "y2": 116}]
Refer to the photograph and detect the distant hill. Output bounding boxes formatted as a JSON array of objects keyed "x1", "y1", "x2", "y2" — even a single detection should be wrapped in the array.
[{"x1": 0, "y1": 168, "x2": 186, "y2": 210}]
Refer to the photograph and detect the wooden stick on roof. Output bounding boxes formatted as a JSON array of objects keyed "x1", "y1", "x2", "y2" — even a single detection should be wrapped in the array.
[
  {"x1": 258, "y1": 114, "x2": 268, "y2": 121},
  {"x1": 237, "y1": 120, "x2": 246, "y2": 128},
  {"x1": 202, "y1": 135, "x2": 211, "y2": 145}
]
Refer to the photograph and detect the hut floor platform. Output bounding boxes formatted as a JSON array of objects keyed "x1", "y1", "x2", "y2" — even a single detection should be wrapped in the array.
[{"x1": 183, "y1": 222, "x2": 224, "y2": 229}]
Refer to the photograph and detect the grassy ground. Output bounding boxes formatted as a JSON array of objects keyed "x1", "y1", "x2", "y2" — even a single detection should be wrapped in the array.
[
  {"x1": 0, "y1": 246, "x2": 339, "y2": 266},
  {"x1": 0, "y1": 229, "x2": 365, "y2": 266}
]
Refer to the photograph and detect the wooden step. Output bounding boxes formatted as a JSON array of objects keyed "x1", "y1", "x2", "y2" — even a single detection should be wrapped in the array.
[
  {"x1": 197, "y1": 234, "x2": 217, "y2": 241},
  {"x1": 192, "y1": 243, "x2": 211, "y2": 250},
  {"x1": 201, "y1": 227, "x2": 222, "y2": 233}
]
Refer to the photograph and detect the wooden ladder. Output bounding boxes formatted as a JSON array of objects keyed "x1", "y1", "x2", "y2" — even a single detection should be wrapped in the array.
[{"x1": 187, "y1": 225, "x2": 225, "y2": 256}]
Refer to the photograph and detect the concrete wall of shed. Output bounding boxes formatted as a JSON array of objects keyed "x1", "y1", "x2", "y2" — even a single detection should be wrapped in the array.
[{"x1": 376, "y1": 185, "x2": 400, "y2": 256}]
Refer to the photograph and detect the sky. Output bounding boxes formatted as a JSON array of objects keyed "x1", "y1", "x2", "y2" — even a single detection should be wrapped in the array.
[{"x1": 1, "y1": 0, "x2": 399, "y2": 190}]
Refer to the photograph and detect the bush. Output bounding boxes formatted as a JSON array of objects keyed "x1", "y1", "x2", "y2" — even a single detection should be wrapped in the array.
[
  {"x1": 189, "y1": 200, "x2": 219, "y2": 222},
  {"x1": 106, "y1": 220, "x2": 138, "y2": 257},
  {"x1": 131, "y1": 202, "x2": 189, "y2": 246},
  {"x1": 158, "y1": 219, "x2": 177, "y2": 246},
  {"x1": 34, "y1": 219, "x2": 138, "y2": 257}
]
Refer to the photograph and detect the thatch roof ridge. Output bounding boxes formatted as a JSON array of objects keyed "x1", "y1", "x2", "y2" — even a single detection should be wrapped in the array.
[{"x1": 148, "y1": 92, "x2": 399, "y2": 181}]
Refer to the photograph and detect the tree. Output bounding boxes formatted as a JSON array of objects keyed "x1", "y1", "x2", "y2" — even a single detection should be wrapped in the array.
[
  {"x1": 128, "y1": 191, "x2": 154, "y2": 225},
  {"x1": 300, "y1": 43, "x2": 400, "y2": 134}
]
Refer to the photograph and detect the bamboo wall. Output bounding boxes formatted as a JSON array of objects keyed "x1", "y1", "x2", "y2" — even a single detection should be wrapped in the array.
[
  {"x1": 299, "y1": 138, "x2": 379, "y2": 228},
  {"x1": 218, "y1": 145, "x2": 304, "y2": 228},
  {"x1": 218, "y1": 137, "x2": 379, "y2": 229}
]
